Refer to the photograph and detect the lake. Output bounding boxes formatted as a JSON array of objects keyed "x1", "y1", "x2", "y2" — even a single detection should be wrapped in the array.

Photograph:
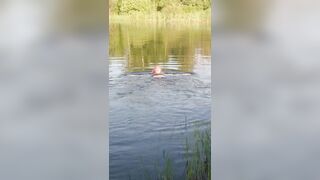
[{"x1": 109, "y1": 21, "x2": 211, "y2": 180}]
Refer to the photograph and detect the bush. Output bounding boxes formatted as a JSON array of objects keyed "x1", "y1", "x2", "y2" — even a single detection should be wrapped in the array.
[
  {"x1": 109, "y1": 0, "x2": 212, "y2": 15},
  {"x1": 181, "y1": 0, "x2": 211, "y2": 10},
  {"x1": 119, "y1": 0, "x2": 154, "y2": 14},
  {"x1": 160, "y1": 1, "x2": 184, "y2": 15}
]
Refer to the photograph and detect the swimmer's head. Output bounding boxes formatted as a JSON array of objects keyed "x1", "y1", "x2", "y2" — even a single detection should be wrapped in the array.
[{"x1": 152, "y1": 65, "x2": 162, "y2": 75}]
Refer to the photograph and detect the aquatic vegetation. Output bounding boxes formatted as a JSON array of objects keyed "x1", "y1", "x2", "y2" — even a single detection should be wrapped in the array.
[
  {"x1": 134, "y1": 150, "x2": 173, "y2": 180},
  {"x1": 160, "y1": 151, "x2": 174, "y2": 180},
  {"x1": 135, "y1": 127, "x2": 211, "y2": 180},
  {"x1": 185, "y1": 128, "x2": 211, "y2": 180}
]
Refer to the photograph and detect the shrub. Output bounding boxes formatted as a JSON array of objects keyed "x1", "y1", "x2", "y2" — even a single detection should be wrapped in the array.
[{"x1": 119, "y1": 0, "x2": 154, "y2": 14}]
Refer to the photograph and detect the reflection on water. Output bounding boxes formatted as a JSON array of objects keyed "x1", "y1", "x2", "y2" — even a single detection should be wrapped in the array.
[
  {"x1": 109, "y1": 22, "x2": 211, "y2": 180},
  {"x1": 109, "y1": 22, "x2": 211, "y2": 73}
]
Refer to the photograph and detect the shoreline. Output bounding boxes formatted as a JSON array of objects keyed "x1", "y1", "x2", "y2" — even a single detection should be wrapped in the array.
[{"x1": 109, "y1": 12, "x2": 211, "y2": 24}]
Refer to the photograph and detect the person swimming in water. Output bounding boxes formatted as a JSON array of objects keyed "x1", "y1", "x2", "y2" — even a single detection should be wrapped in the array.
[{"x1": 151, "y1": 65, "x2": 164, "y2": 77}]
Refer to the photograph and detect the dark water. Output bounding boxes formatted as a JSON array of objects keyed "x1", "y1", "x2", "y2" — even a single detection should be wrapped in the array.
[{"x1": 109, "y1": 22, "x2": 211, "y2": 180}]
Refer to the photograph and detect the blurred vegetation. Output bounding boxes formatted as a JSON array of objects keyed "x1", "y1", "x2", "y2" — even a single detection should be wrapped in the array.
[
  {"x1": 216, "y1": 0, "x2": 268, "y2": 31},
  {"x1": 53, "y1": 0, "x2": 106, "y2": 32},
  {"x1": 109, "y1": 0, "x2": 211, "y2": 21}
]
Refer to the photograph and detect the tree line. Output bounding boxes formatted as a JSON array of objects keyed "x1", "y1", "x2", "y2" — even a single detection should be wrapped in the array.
[{"x1": 109, "y1": 0, "x2": 211, "y2": 15}]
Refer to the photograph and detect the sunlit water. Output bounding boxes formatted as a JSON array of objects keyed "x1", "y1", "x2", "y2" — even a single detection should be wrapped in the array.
[{"x1": 109, "y1": 22, "x2": 211, "y2": 180}]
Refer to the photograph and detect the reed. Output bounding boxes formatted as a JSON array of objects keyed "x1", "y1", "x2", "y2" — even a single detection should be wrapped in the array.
[
  {"x1": 185, "y1": 128, "x2": 211, "y2": 180},
  {"x1": 135, "y1": 127, "x2": 211, "y2": 180}
]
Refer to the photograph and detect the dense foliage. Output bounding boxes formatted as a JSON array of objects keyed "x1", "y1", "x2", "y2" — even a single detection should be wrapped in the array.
[{"x1": 109, "y1": 0, "x2": 211, "y2": 15}]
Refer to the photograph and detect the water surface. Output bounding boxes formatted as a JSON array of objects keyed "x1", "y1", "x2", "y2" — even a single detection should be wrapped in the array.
[{"x1": 109, "y1": 22, "x2": 211, "y2": 180}]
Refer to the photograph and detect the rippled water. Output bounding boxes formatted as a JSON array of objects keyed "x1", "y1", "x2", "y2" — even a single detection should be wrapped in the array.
[{"x1": 109, "y1": 22, "x2": 211, "y2": 180}]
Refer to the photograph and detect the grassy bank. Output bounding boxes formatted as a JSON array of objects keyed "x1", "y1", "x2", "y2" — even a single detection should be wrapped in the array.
[
  {"x1": 109, "y1": 0, "x2": 211, "y2": 24},
  {"x1": 109, "y1": 10, "x2": 211, "y2": 25}
]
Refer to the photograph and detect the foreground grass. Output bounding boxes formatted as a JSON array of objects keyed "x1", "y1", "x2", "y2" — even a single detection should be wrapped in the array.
[
  {"x1": 135, "y1": 128, "x2": 211, "y2": 180},
  {"x1": 134, "y1": 150, "x2": 173, "y2": 180},
  {"x1": 185, "y1": 128, "x2": 211, "y2": 180}
]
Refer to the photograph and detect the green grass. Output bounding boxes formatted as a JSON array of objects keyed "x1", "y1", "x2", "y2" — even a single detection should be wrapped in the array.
[
  {"x1": 185, "y1": 128, "x2": 211, "y2": 180},
  {"x1": 137, "y1": 150, "x2": 174, "y2": 180},
  {"x1": 134, "y1": 127, "x2": 211, "y2": 180}
]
